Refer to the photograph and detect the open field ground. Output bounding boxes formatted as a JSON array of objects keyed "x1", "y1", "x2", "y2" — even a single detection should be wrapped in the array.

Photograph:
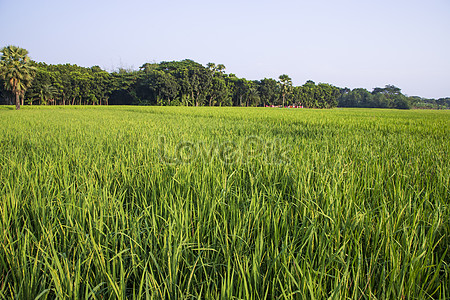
[{"x1": 0, "y1": 106, "x2": 449, "y2": 299}]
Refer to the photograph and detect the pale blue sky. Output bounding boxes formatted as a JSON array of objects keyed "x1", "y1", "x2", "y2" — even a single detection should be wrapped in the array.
[{"x1": 1, "y1": 0, "x2": 449, "y2": 98}]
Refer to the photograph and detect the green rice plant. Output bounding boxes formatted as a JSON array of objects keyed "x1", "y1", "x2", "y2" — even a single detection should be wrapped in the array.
[{"x1": 0, "y1": 106, "x2": 448, "y2": 299}]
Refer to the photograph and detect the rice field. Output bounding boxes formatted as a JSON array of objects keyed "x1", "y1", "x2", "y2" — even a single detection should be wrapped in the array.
[{"x1": 0, "y1": 106, "x2": 449, "y2": 299}]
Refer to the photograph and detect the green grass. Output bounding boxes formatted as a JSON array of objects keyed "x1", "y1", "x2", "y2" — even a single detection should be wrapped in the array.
[{"x1": 0, "y1": 106, "x2": 449, "y2": 299}]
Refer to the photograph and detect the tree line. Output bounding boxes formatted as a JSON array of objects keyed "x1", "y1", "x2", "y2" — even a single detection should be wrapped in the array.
[
  {"x1": 1, "y1": 46, "x2": 449, "y2": 110},
  {"x1": 339, "y1": 86, "x2": 450, "y2": 110}
]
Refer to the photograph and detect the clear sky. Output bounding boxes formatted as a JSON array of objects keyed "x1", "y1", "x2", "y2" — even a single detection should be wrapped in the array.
[{"x1": 1, "y1": 0, "x2": 449, "y2": 98}]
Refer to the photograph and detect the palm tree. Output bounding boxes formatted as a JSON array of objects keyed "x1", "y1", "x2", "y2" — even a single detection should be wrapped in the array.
[
  {"x1": 216, "y1": 64, "x2": 226, "y2": 73},
  {"x1": 34, "y1": 84, "x2": 58, "y2": 105},
  {"x1": 0, "y1": 46, "x2": 36, "y2": 110},
  {"x1": 247, "y1": 84, "x2": 260, "y2": 107},
  {"x1": 278, "y1": 74, "x2": 293, "y2": 107},
  {"x1": 40, "y1": 84, "x2": 58, "y2": 104}
]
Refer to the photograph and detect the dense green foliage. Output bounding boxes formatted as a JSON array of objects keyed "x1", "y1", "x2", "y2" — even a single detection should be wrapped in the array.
[
  {"x1": 1, "y1": 45, "x2": 448, "y2": 109},
  {"x1": 0, "y1": 106, "x2": 448, "y2": 298},
  {"x1": 337, "y1": 86, "x2": 450, "y2": 110},
  {"x1": 408, "y1": 96, "x2": 450, "y2": 110},
  {"x1": 0, "y1": 59, "x2": 342, "y2": 108},
  {"x1": 1, "y1": 46, "x2": 449, "y2": 109},
  {"x1": 0, "y1": 45, "x2": 345, "y2": 109}
]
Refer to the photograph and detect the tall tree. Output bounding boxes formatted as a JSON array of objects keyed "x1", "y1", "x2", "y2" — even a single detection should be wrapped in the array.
[
  {"x1": 207, "y1": 76, "x2": 229, "y2": 106},
  {"x1": 229, "y1": 77, "x2": 251, "y2": 106},
  {"x1": 0, "y1": 46, "x2": 36, "y2": 110},
  {"x1": 278, "y1": 74, "x2": 292, "y2": 107},
  {"x1": 258, "y1": 78, "x2": 279, "y2": 106},
  {"x1": 372, "y1": 85, "x2": 410, "y2": 109}
]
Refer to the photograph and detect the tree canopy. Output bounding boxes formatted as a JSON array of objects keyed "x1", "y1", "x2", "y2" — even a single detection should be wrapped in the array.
[{"x1": 1, "y1": 46, "x2": 448, "y2": 109}]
